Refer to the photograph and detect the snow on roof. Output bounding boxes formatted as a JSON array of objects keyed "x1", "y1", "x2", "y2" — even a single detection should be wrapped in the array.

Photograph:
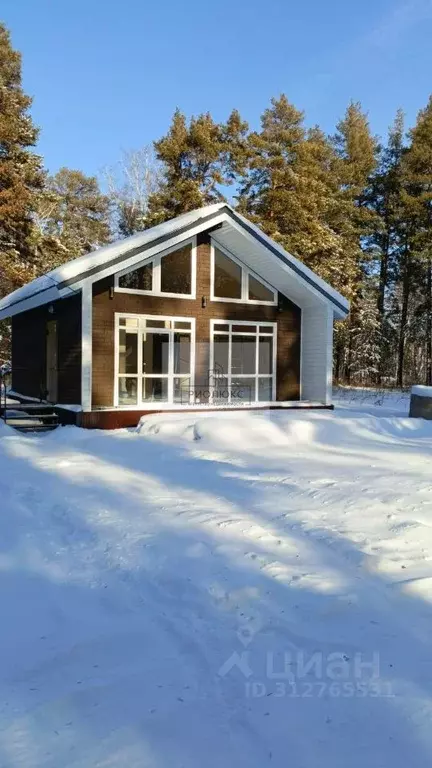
[
  {"x1": 0, "y1": 204, "x2": 225, "y2": 317},
  {"x1": 0, "y1": 202, "x2": 349, "y2": 319},
  {"x1": 411, "y1": 385, "x2": 432, "y2": 398}
]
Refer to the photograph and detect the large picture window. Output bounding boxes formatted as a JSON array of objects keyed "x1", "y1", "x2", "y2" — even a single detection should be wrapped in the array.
[
  {"x1": 211, "y1": 243, "x2": 277, "y2": 305},
  {"x1": 115, "y1": 239, "x2": 196, "y2": 299},
  {"x1": 210, "y1": 320, "x2": 277, "y2": 404},
  {"x1": 116, "y1": 314, "x2": 195, "y2": 406},
  {"x1": 160, "y1": 245, "x2": 192, "y2": 294}
]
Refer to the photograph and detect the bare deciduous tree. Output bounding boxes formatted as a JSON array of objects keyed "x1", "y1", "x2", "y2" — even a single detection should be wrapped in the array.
[{"x1": 102, "y1": 146, "x2": 161, "y2": 236}]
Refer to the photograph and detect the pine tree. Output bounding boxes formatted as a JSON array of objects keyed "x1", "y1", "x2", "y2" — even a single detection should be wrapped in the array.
[
  {"x1": 221, "y1": 109, "x2": 250, "y2": 184},
  {"x1": 238, "y1": 95, "x2": 361, "y2": 300},
  {"x1": 237, "y1": 95, "x2": 306, "y2": 237},
  {"x1": 0, "y1": 23, "x2": 44, "y2": 361},
  {"x1": 365, "y1": 110, "x2": 405, "y2": 382},
  {"x1": 145, "y1": 108, "x2": 249, "y2": 226},
  {"x1": 297, "y1": 125, "x2": 355, "y2": 291},
  {"x1": 332, "y1": 101, "x2": 379, "y2": 270},
  {"x1": 35, "y1": 168, "x2": 111, "y2": 271},
  {"x1": 331, "y1": 102, "x2": 379, "y2": 382},
  {"x1": 333, "y1": 103, "x2": 378, "y2": 200},
  {"x1": 400, "y1": 96, "x2": 432, "y2": 385},
  {"x1": 348, "y1": 277, "x2": 383, "y2": 384}
]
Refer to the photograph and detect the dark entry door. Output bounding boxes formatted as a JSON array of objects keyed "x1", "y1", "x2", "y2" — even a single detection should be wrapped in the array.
[{"x1": 46, "y1": 319, "x2": 58, "y2": 402}]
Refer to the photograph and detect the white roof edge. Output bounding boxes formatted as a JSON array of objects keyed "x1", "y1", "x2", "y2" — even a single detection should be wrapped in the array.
[{"x1": 0, "y1": 201, "x2": 349, "y2": 320}]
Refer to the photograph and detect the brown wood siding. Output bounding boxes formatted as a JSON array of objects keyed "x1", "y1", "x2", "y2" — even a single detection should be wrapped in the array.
[
  {"x1": 92, "y1": 234, "x2": 301, "y2": 407},
  {"x1": 11, "y1": 293, "x2": 82, "y2": 403}
]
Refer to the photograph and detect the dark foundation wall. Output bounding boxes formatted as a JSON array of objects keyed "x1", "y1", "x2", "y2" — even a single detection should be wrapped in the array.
[
  {"x1": 92, "y1": 235, "x2": 301, "y2": 407},
  {"x1": 11, "y1": 293, "x2": 82, "y2": 403}
]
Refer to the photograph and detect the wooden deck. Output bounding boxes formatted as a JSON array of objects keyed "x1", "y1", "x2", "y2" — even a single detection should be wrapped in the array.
[
  {"x1": 5, "y1": 392, "x2": 333, "y2": 430},
  {"x1": 69, "y1": 402, "x2": 333, "y2": 430}
]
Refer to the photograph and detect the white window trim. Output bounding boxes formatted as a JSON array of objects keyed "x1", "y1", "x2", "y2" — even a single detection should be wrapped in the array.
[
  {"x1": 114, "y1": 312, "x2": 196, "y2": 407},
  {"x1": 81, "y1": 283, "x2": 92, "y2": 411},
  {"x1": 114, "y1": 236, "x2": 197, "y2": 300},
  {"x1": 209, "y1": 319, "x2": 277, "y2": 404},
  {"x1": 210, "y1": 240, "x2": 277, "y2": 306}
]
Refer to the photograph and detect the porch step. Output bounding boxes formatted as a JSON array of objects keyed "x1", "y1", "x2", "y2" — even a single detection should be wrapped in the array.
[
  {"x1": 11, "y1": 424, "x2": 59, "y2": 433},
  {"x1": 5, "y1": 412, "x2": 58, "y2": 420},
  {"x1": 3, "y1": 403, "x2": 54, "y2": 412},
  {"x1": 1, "y1": 403, "x2": 59, "y2": 433}
]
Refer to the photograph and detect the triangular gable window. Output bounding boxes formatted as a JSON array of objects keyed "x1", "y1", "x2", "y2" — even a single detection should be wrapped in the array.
[
  {"x1": 248, "y1": 274, "x2": 274, "y2": 303},
  {"x1": 160, "y1": 244, "x2": 192, "y2": 294},
  {"x1": 213, "y1": 248, "x2": 242, "y2": 300},
  {"x1": 119, "y1": 262, "x2": 153, "y2": 291},
  {"x1": 115, "y1": 241, "x2": 195, "y2": 297},
  {"x1": 211, "y1": 243, "x2": 276, "y2": 305}
]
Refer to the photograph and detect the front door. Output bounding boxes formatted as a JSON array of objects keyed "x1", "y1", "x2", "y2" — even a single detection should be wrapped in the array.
[{"x1": 46, "y1": 319, "x2": 58, "y2": 402}]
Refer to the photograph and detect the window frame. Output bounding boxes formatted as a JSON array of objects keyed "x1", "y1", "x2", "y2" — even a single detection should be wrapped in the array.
[
  {"x1": 114, "y1": 236, "x2": 197, "y2": 300},
  {"x1": 210, "y1": 241, "x2": 277, "y2": 306},
  {"x1": 114, "y1": 313, "x2": 196, "y2": 407},
  {"x1": 209, "y1": 319, "x2": 277, "y2": 404}
]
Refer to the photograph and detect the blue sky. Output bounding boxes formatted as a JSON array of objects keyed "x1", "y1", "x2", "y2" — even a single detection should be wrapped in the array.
[{"x1": 3, "y1": 0, "x2": 432, "y2": 177}]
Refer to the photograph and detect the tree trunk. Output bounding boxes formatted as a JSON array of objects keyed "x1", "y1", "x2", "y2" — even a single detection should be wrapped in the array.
[
  {"x1": 345, "y1": 317, "x2": 353, "y2": 385},
  {"x1": 377, "y1": 237, "x2": 389, "y2": 318},
  {"x1": 427, "y1": 259, "x2": 432, "y2": 386},
  {"x1": 334, "y1": 341, "x2": 342, "y2": 384},
  {"x1": 397, "y1": 254, "x2": 410, "y2": 389},
  {"x1": 377, "y1": 239, "x2": 389, "y2": 385}
]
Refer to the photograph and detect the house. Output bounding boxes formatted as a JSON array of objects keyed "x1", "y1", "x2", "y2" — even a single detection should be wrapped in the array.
[{"x1": 0, "y1": 204, "x2": 349, "y2": 428}]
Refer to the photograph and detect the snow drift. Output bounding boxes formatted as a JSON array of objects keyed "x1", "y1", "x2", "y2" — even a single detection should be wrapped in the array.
[{"x1": 2, "y1": 399, "x2": 432, "y2": 766}]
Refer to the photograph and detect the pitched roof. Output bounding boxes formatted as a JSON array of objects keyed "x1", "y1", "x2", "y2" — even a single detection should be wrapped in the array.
[
  {"x1": 0, "y1": 204, "x2": 224, "y2": 318},
  {"x1": 0, "y1": 203, "x2": 349, "y2": 319}
]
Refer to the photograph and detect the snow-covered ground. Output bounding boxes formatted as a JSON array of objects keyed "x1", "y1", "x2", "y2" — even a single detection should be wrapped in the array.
[{"x1": 2, "y1": 392, "x2": 432, "y2": 766}]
